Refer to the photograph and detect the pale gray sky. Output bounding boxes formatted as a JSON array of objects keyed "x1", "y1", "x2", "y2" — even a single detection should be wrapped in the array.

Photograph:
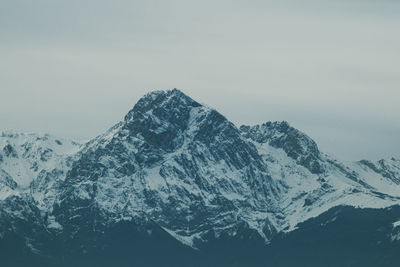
[{"x1": 1, "y1": 0, "x2": 399, "y2": 161}]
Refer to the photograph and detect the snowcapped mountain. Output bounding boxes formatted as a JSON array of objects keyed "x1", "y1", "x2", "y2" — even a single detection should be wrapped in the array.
[
  {"x1": 1, "y1": 89, "x2": 400, "y2": 267},
  {"x1": 0, "y1": 132, "x2": 80, "y2": 200},
  {"x1": 242, "y1": 122, "x2": 400, "y2": 232}
]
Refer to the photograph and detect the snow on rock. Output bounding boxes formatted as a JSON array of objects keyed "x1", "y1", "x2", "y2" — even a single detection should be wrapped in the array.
[
  {"x1": 1, "y1": 89, "x2": 400, "y2": 250},
  {"x1": 0, "y1": 132, "x2": 81, "y2": 207},
  {"x1": 393, "y1": 220, "x2": 400, "y2": 228}
]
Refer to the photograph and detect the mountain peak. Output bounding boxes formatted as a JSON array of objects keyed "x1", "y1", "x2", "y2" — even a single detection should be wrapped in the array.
[
  {"x1": 124, "y1": 89, "x2": 201, "y2": 122},
  {"x1": 116, "y1": 89, "x2": 208, "y2": 154},
  {"x1": 240, "y1": 121, "x2": 324, "y2": 174},
  {"x1": 3, "y1": 89, "x2": 400, "y2": 266}
]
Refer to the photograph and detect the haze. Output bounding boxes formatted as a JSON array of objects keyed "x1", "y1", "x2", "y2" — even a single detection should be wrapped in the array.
[{"x1": 1, "y1": 0, "x2": 399, "y2": 161}]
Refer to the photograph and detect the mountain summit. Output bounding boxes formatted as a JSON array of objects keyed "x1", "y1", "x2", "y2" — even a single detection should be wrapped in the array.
[{"x1": 1, "y1": 89, "x2": 400, "y2": 267}]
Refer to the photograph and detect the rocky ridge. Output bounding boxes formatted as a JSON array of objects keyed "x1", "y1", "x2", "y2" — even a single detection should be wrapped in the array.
[{"x1": 1, "y1": 89, "x2": 400, "y2": 266}]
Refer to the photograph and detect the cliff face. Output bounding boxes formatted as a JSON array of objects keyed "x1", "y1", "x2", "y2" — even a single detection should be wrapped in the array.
[{"x1": 1, "y1": 89, "x2": 400, "y2": 267}]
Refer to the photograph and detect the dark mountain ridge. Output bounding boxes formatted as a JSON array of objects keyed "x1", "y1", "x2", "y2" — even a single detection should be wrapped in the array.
[{"x1": 1, "y1": 89, "x2": 400, "y2": 266}]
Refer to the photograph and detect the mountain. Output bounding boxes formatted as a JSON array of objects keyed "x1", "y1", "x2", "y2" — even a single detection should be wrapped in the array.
[{"x1": 1, "y1": 89, "x2": 400, "y2": 267}]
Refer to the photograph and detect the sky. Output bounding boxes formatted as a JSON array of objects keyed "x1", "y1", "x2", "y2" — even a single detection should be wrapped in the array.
[{"x1": 0, "y1": 0, "x2": 399, "y2": 161}]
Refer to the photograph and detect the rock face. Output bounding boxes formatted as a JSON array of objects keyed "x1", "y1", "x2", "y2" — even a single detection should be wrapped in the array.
[
  {"x1": 359, "y1": 158, "x2": 400, "y2": 184},
  {"x1": 240, "y1": 121, "x2": 324, "y2": 174},
  {"x1": 1, "y1": 89, "x2": 400, "y2": 267},
  {"x1": 54, "y1": 89, "x2": 281, "y2": 247}
]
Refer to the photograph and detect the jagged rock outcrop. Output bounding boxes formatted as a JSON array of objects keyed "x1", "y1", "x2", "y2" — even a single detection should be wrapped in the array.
[
  {"x1": 240, "y1": 121, "x2": 324, "y2": 174},
  {"x1": 359, "y1": 158, "x2": 400, "y2": 184},
  {"x1": 0, "y1": 89, "x2": 400, "y2": 267},
  {"x1": 54, "y1": 89, "x2": 282, "y2": 246}
]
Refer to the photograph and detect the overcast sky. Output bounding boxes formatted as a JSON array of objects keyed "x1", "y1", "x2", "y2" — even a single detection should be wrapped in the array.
[{"x1": 1, "y1": 0, "x2": 399, "y2": 161}]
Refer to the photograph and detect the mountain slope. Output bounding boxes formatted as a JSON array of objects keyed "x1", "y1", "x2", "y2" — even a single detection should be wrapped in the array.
[
  {"x1": 0, "y1": 89, "x2": 399, "y2": 266},
  {"x1": 54, "y1": 89, "x2": 282, "y2": 247}
]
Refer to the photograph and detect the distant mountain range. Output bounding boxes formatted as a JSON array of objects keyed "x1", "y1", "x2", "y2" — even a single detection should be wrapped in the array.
[{"x1": 1, "y1": 89, "x2": 400, "y2": 267}]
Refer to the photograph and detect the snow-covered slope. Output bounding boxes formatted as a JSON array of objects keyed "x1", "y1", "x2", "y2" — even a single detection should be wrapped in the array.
[
  {"x1": 0, "y1": 89, "x2": 400, "y2": 256},
  {"x1": 240, "y1": 122, "x2": 400, "y2": 231},
  {"x1": 0, "y1": 132, "x2": 80, "y2": 201},
  {"x1": 54, "y1": 89, "x2": 282, "y2": 246}
]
